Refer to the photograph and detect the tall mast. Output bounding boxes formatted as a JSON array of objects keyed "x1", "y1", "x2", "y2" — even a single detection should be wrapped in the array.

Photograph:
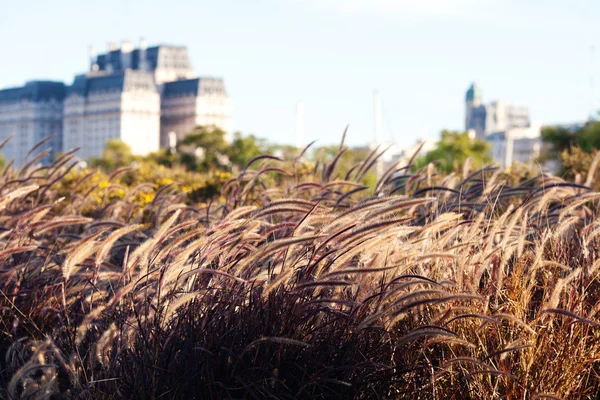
[
  {"x1": 374, "y1": 90, "x2": 383, "y2": 146},
  {"x1": 373, "y1": 90, "x2": 384, "y2": 178},
  {"x1": 295, "y1": 102, "x2": 304, "y2": 149},
  {"x1": 591, "y1": 45, "x2": 597, "y2": 120}
]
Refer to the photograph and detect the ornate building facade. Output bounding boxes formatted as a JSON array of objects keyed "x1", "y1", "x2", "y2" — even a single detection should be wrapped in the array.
[
  {"x1": 0, "y1": 40, "x2": 232, "y2": 165},
  {"x1": 63, "y1": 70, "x2": 161, "y2": 160},
  {"x1": 0, "y1": 81, "x2": 66, "y2": 166},
  {"x1": 464, "y1": 83, "x2": 541, "y2": 169},
  {"x1": 465, "y1": 83, "x2": 531, "y2": 139}
]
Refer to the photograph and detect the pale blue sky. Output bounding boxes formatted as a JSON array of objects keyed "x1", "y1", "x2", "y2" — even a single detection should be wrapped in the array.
[{"x1": 1, "y1": 0, "x2": 599, "y2": 147}]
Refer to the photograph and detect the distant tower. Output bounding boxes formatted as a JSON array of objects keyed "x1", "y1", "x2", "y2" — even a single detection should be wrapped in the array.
[{"x1": 465, "y1": 82, "x2": 483, "y2": 136}]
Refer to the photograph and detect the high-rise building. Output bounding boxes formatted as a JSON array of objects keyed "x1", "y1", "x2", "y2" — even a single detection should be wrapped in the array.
[
  {"x1": 465, "y1": 83, "x2": 530, "y2": 139},
  {"x1": 63, "y1": 70, "x2": 160, "y2": 160},
  {"x1": 0, "y1": 81, "x2": 66, "y2": 166},
  {"x1": 0, "y1": 40, "x2": 232, "y2": 164},
  {"x1": 161, "y1": 77, "x2": 232, "y2": 146},
  {"x1": 464, "y1": 83, "x2": 540, "y2": 169}
]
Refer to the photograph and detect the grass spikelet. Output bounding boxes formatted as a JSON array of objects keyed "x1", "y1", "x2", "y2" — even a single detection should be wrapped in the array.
[
  {"x1": 540, "y1": 308, "x2": 600, "y2": 327},
  {"x1": 95, "y1": 224, "x2": 144, "y2": 266},
  {"x1": 75, "y1": 305, "x2": 107, "y2": 345},
  {"x1": 547, "y1": 269, "x2": 582, "y2": 310},
  {"x1": 0, "y1": 184, "x2": 39, "y2": 210},
  {"x1": 62, "y1": 240, "x2": 99, "y2": 281},
  {"x1": 396, "y1": 326, "x2": 459, "y2": 348}
]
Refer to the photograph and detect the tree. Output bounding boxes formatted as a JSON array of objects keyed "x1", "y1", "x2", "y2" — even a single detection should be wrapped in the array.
[
  {"x1": 541, "y1": 121, "x2": 600, "y2": 181},
  {"x1": 178, "y1": 126, "x2": 232, "y2": 172},
  {"x1": 229, "y1": 132, "x2": 268, "y2": 168},
  {"x1": 311, "y1": 144, "x2": 377, "y2": 185},
  {"x1": 578, "y1": 122, "x2": 600, "y2": 152},
  {"x1": 541, "y1": 125, "x2": 578, "y2": 160},
  {"x1": 416, "y1": 130, "x2": 492, "y2": 173},
  {"x1": 89, "y1": 139, "x2": 136, "y2": 171},
  {"x1": 267, "y1": 143, "x2": 301, "y2": 160},
  {"x1": 542, "y1": 121, "x2": 600, "y2": 155},
  {"x1": 164, "y1": 126, "x2": 271, "y2": 172}
]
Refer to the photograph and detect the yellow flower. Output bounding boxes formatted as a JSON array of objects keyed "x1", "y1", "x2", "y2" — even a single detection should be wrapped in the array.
[
  {"x1": 99, "y1": 180, "x2": 110, "y2": 189},
  {"x1": 141, "y1": 193, "x2": 155, "y2": 205}
]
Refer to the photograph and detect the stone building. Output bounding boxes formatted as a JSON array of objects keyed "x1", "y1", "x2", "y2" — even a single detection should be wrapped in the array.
[
  {"x1": 486, "y1": 126, "x2": 542, "y2": 169},
  {"x1": 161, "y1": 77, "x2": 232, "y2": 146},
  {"x1": 0, "y1": 40, "x2": 232, "y2": 164},
  {"x1": 0, "y1": 81, "x2": 66, "y2": 166},
  {"x1": 63, "y1": 70, "x2": 160, "y2": 160},
  {"x1": 464, "y1": 83, "x2": 541, "y2": 169},
  {"x1": 92, "y1": 40, "x2": 196, "y2": 85},
  {"x1": 465, "y1": 83, "x2": 530, "y2": 139}
]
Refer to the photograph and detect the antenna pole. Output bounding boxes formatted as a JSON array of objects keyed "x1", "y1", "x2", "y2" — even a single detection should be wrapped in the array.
[
  {"x1": 591, "y1": 45, "x2": 596, "y2": 120},
  {"x1": 374, "y1": 90, "x2": 383, "y2": 145},
  {"x1": 295, "y1": 102, "x2": 304, "y2": 150},
  {"x1": 373, "y1": 90, "x2": 385, "y2": 178}
]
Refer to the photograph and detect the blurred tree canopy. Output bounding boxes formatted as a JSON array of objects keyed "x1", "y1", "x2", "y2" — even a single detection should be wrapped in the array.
[
  {"x1": 311, "y1": 145, "x2": 377, "y2": 186},
  {"x1": 415, "y1": 130, "x2": 492, "y2": 173},
  {"x1": 230, "y1": 132, "x2": 268, "y2": 168},
  {"x1": 89, "y1": 139, "x2": 137, "y2": 170},
  {"x1": 174, "y1": 126, "x2": 271, "y2": 172},
  {"x1": 542, "y1": 121, "x2": 600, "y2": 155},
  {"x1": 542, "y1": 121, "x2": 600, "y2": 186},
  {"x1": 90, "y1": 126, "x2": 271, "y2": 174},
  {"x1": 177, "y1": 126, "x2": 232, "y2": 172}
]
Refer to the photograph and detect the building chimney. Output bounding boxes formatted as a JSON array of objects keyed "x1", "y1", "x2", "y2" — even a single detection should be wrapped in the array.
[
  {"x1": 106, "y1": 42, "x2": 118, "y2": 74},
  {"x1": 121, "y1": 40, "x2": 133, "y2": 69},
  {"x1": 108, "y1": 41, "x2": 119, "y2": 52},
  {"x1": 140, "y1": 37, "x2": 148, "y2": 51},
  {"x1": 121, "y1": 40, "x2": 133, "y2": 53},
  {"x1": 139, "y1": 37, "x2": 149, "y2": 71},
  {"x1": 88, "y1": 45, "x2": 97, "y2": 72}
]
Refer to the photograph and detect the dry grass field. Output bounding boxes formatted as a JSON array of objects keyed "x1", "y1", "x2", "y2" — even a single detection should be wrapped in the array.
[{"x1": 1, "y1": 142, "x2": 600, "y2": 399}]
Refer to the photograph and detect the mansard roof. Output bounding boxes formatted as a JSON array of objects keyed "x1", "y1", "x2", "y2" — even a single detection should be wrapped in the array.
[
  {"x1": 162, "y1": 77, "x2": 227, "y2": 98},
  {"x1": 68, "y1": 70, "x2": 157, "y2": 97},
  {"x1": 95, "y1": 45, "x2": 191, "y2": 73},
  {"x1": 0, "y1": 81, "x2": 66, "y2": 104}
]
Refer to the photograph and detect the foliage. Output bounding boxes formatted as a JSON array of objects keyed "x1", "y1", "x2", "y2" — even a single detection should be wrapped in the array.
[
  {"x1": 89, "y1": 139, "x2": 137, "y2": 171},
  {"x1": 312, "y1": 144, "x2": 378, "y2": 187},
  {"x1": 229, "y1": 132, "x2": 267, "y2": 168},
  {"x1": 81, "y1": 127, "x2": 274, "y2": 204},
  {"x1": 542, "y1": 121, "x2": 600, "y2": 163},
  {"x1": 415, "y1": 130, "x2": 492, "y2": 173},
  {"x1": 579, "y1": 121, "x2": 600, "y2": 152},
  {"x1": 176, "y1": 125, "x2": 232, "y2": 172},
  {"x1": 154, "y1": 126, "x2": 268, "y2": 173},
  {"x1": 541, "y1": 125, "x2": 578, "y2": 159},
  {"x1": 1, "y1": 140, "x2": 600, "y2": 399},
  {"x1": 553, "y1": 146, "x2": 600, "y2": 190}
]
